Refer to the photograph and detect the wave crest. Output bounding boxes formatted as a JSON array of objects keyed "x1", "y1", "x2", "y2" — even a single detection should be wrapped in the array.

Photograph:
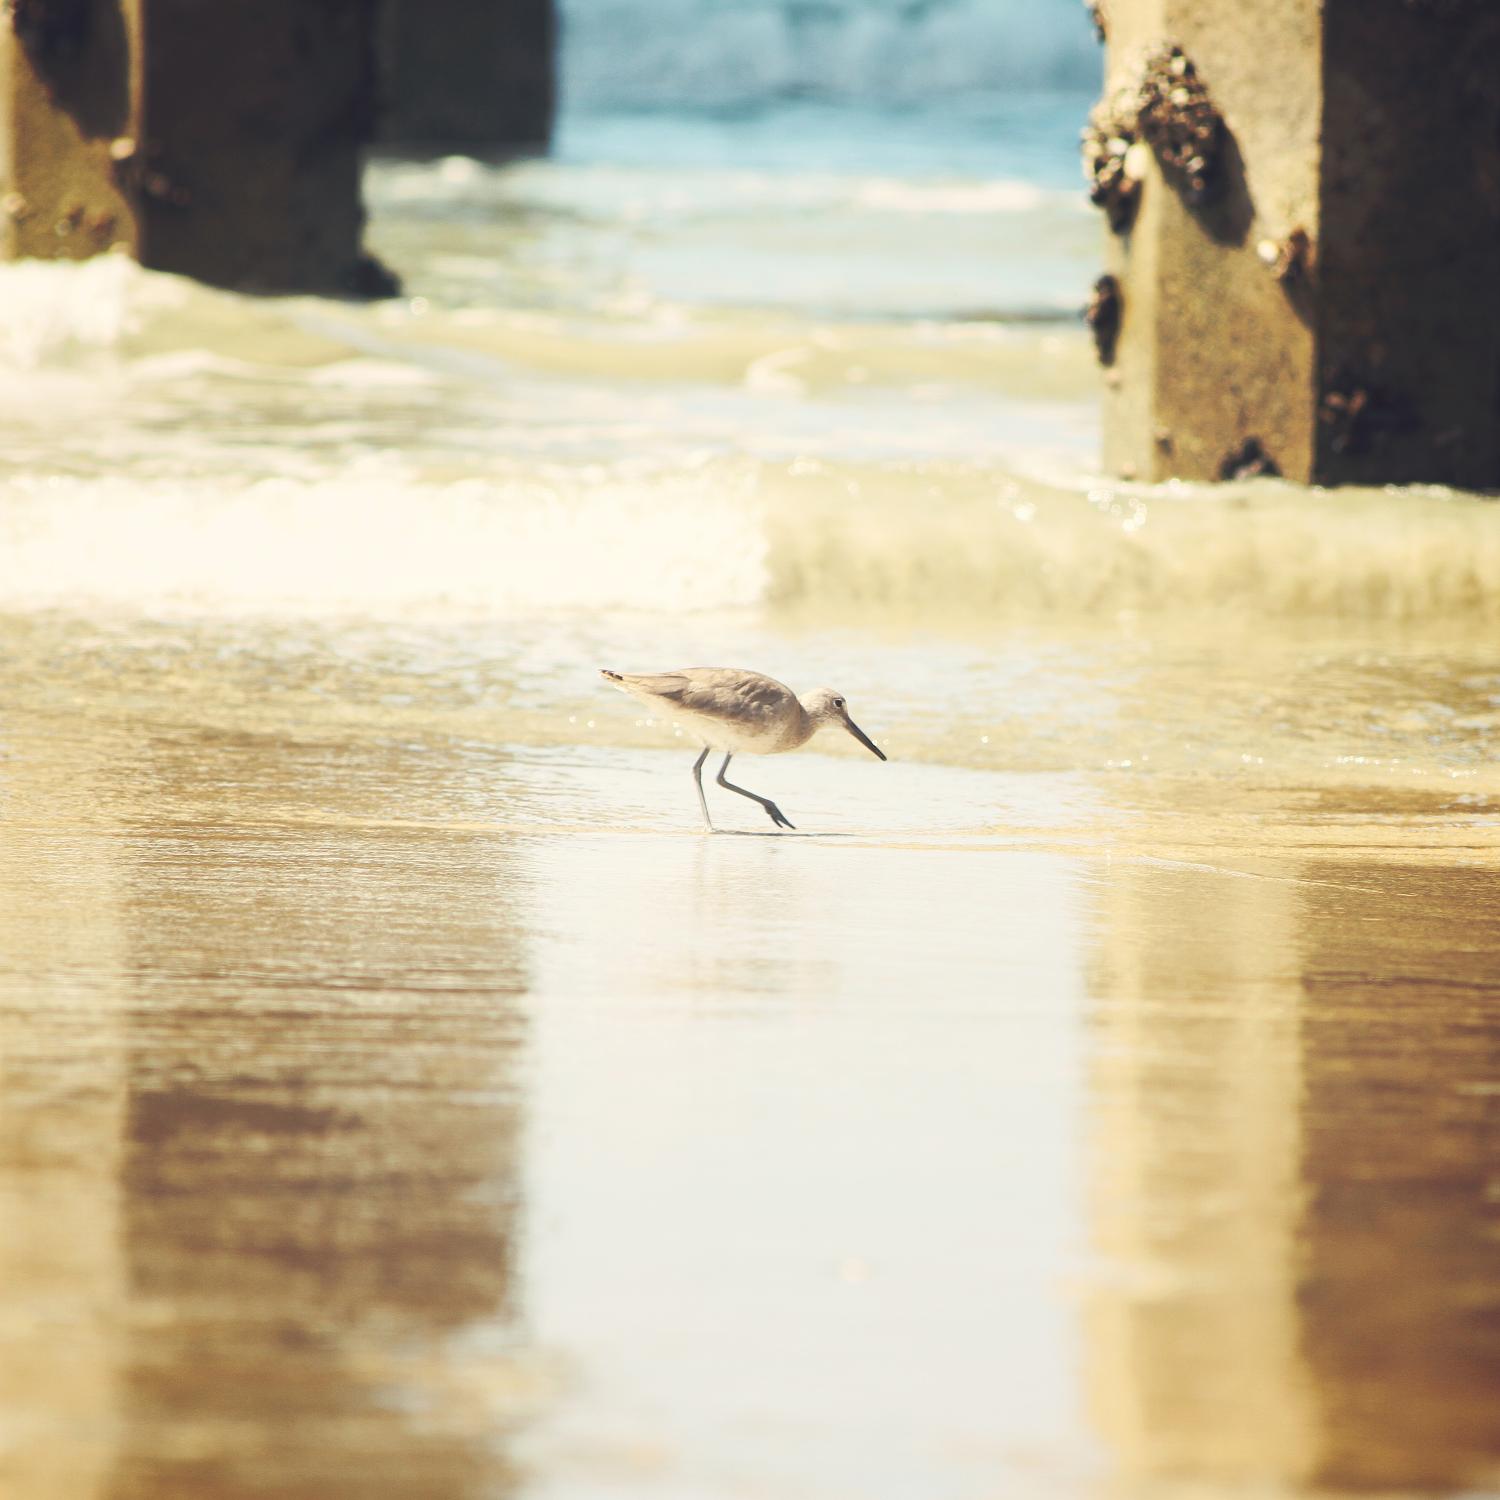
[{"x1": 4, "y1": 458, "x2": 1497, "y2": 625}]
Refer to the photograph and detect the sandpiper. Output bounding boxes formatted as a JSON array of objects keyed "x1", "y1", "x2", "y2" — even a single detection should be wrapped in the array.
[{"x1": 601, "y1": 666, "x2": 886, "y2": 830}]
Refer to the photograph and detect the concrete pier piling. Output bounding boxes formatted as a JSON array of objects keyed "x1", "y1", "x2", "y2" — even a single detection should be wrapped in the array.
[
  {"x1": 142, "y1": 0, "x2": 386, "y2": 294},
  {"x1": 0, "y1": 0, "x2": 556, "y2": 290},
  {"x1": 0, "y1": 0, "x2": 391, "y2": 293},
  {"x1": 1089, "y1": 0, "x2": 1500, "y2": 488}
]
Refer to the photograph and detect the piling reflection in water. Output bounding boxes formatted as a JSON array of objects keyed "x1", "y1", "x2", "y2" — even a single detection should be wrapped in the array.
[
  {"x1": 1085, "y1": 859, "x2": 1500, "y2": 1495},
  {"x1": 0, "y1": 723, "x2": 129, "y2": 1500},
  {"x1": 0, "y1": 725, "x2": 535, "y2": 1500},
  {"x1": 1085, "y1": 863, "x2": 1317, "y2": 1484},
  {"x1": 1296, "y1": 864, "x2": 1500, "y2": 1494}
]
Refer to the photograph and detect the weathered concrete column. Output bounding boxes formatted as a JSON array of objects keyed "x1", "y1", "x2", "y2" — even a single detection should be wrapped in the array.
[
  {"x1": 1086, "y1": 0, "x2": 1500, "y2": 488},
  {"x1": 376, "y1": 0, "x2": 555, "y2": 155},
  {"x1": 1, "y1": 0, "x2": 391, "y2": 294},
  {"x1": 141, "y1": 0, "x2": 389, "y2": 294}
]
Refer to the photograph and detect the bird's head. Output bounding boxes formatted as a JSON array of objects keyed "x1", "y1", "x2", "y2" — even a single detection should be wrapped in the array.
[{"x1": 802, "y1": 688, "x2": 887, "y2": 760}]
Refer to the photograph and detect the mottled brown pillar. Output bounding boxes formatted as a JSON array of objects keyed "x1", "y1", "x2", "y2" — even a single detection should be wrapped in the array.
[
  {"x1": 376, "y1": 0, "x2": 555, "y2": 154},
  {"x1": 141, "y1": 0, "x2": 387, "y2": 293},
  {"x1": 1, "y1": 0, "x2": 390, "y2": 294},
  {"x1": 1090, "y1": 0, "x2": 1500, "y2": 488}
]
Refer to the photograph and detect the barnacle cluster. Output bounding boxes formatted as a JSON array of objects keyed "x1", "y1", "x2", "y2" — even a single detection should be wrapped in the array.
[
  {"x1": 1084, "y1": 274, "x2": 1122, "y2": 366},
  {"x1": 1136, "y1": 46, "x2": 1223, "y2": 205},
  {"x1": 1082, "y1": 46, "x2": 1224, "y2": 229},
  {"x1": 1218, "y1": 437, "x2": 1280, "y2": 480},
  {"x1": 1081, "y1": 92, "x2": 1149, "y2": 234},
  {"x1": 1320, "y1": 378, "x2": 1414, "y2": 456},
  {"x1": 1256, "y1": 227, "x2": 1312, "y2": 284}
]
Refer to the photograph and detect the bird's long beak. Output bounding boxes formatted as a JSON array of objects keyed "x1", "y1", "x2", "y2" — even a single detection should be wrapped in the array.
[{"x1": 843, "y1": 715, "x2": 886, "y2": 761}]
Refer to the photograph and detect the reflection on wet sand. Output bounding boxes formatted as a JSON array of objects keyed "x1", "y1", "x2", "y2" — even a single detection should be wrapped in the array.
[
  {"x1": 1086, "y1": 863, "x2": 1317, "y2": 1485},
  {"x1": 1297, "y1": 864, "x2": 1500, "y2": 1494},
  {"x1": 1086, "y1": 858, "x2": 1500, "y2": 1496},
  {"x1": 0, "y1": 726, "x2": 536, "y2": 1500},
  {"x1": 5, "y1": 619, "x2": 1500, "y2": 1499},
  {"x1": 0, "y1": 726, "x2": 128, "y2": 1500}
]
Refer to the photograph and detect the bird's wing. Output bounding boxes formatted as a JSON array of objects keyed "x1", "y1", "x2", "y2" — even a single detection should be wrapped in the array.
[
  {"x1": 615, "y1": 672, "x2": 694, "y2": 701},
  {"x1": 621, "y1": 668, "x2": 794, "y2": 721}
]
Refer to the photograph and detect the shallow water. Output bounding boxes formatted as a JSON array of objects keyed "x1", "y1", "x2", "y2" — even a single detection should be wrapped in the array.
[
  {"x1": 2, "y1": 47, "x2": 1500, "y2": 1500},
  {"x1": 4, "y1": 635, "x2": 1498, "y2": 1500}
]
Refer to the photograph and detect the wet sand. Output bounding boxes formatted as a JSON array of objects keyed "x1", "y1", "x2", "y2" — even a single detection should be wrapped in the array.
[{"x1": 3, "y1": 620, "x2": 1497, "y2": 1500}]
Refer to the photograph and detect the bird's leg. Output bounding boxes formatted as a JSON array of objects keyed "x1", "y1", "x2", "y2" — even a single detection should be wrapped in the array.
[
  {"x1": 691, "y1": 747, "x2": 714, "y2": 830},
  {"x1": 715, "y1": 753, "x2": 796, "y2": 831}
]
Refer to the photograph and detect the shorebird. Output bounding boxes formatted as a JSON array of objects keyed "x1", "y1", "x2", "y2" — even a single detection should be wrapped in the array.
[{"x1": 601, "y1": 667, "x2": 886, "y2": 831}]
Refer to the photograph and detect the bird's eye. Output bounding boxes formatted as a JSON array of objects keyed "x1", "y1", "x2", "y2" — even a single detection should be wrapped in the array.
[{"x1": 834, "y1": 697, "x2": 844, "y2": 709}]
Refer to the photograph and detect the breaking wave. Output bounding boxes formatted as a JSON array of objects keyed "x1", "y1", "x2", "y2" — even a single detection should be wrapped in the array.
[
  {"x1": 3, "y1": 457, "x2": 1498, "y2": 623},
  {"x1": 760, "y1": 464, "x2": 1500, "y2": 622}
]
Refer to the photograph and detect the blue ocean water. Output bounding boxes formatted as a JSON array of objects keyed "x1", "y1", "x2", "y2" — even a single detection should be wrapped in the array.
[
  {"x1": 555, "y1": 92, "x2": 1096, "y2": 190},
  {"x1": 559, "y1": 0, "x2": 1101, "y2": 109},
  {"x1": 557, "y1": 0, "x2": 1099, "y2": 186}
]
